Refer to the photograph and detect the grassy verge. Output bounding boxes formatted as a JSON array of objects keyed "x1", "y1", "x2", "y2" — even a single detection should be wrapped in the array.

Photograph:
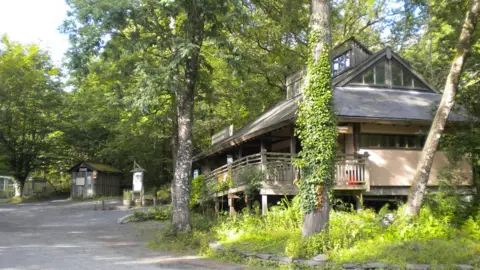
[
  {"x1": 6, "y1": 193, "x2": 53, "y2": 204},
  {"x1": 146, "y1": 195, "x2": 480, "y2": 267}
]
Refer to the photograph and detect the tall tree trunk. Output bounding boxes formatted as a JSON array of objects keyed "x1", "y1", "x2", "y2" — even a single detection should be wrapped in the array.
[
  {"x1": 405, "y1": 0, "x2": 480, "y2": 216},
  {"x1": 302, "y1": 0, "x2": 333, "y2": 238},
  {"x1": 302, "y1": 185, "x2": 329, "y2": 237},
  {"x1": 170, "y1": 96, "x2": 178, "y2": 206},
  {"x1": 14, "y1": 177, "x2": 25, "y2": 197},
  {"x1": 171, "y1": 7, "x2": 205, "y2": 232},
  {"x1": 170, "y1": 16, "x2": 179, "y2": 207}
]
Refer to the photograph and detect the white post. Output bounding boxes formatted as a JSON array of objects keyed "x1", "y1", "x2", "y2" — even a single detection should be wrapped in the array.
[
  {"x1": 364, "y1": 152, "x2": 371, "y2": 192},
  {"x1": 262, "y1": 194, "x2": 268, "y2": 215}
]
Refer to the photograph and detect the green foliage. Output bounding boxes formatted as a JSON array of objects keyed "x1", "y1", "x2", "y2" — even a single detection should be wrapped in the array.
[
  {"x1": 129, "y1": 205, "x2": 172, "y2": 222},
  {"x1": 295, "y1": 34, "x2": 337, "y2": 213},
  {"x1": 0, "y1": 35, "x2": 63, "y2": 189},
  {"x1": 214, "y1": 177, "x2": 235, "y2": 193},
  {"x1": 233, "y1": 167, "x2": 264, "y2": 199},
  {"x1": 190, "y1": 175, "x2": 209, "y2": 209},
  {"x1": 123, "y1": 189, "x2": 132, "y2": 201},
  {"x1": 155, "y1": 185, "x2": 171, "y2": 204},
  {"x1": 147, "y1": 212, "x2": 215, "y2": 253},
  {"x1": 8, "y1": 193, "x2": 52, "y2": 204}
]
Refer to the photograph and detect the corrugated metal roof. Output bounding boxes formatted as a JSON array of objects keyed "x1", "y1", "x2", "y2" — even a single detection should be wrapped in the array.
[{"x1": 193, "y1": 87, "x2": 467, "y2": 160}]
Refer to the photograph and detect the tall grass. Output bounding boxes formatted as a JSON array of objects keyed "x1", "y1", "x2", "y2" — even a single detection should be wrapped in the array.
[{"x1": 148, "y1": 191, "x2": 480, "y2": 265}]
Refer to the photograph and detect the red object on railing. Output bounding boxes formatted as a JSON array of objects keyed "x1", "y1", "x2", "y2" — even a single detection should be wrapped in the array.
[{"x1": 347, "y1": 170, "x2": 357, "y2": 185}]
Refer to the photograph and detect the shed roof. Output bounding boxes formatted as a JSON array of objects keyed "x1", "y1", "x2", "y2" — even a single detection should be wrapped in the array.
[
  {"x1": 193, "y1": 87, "x2": 468, "y2": 160},
  {"x1": 68, "y1": 162, "x2": 122, "y2": 173}
]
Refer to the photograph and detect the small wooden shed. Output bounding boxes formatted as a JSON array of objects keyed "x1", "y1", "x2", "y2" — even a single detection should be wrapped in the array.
[{"x1": 69, "y1": 162, "x2": 122, "y2": 198}]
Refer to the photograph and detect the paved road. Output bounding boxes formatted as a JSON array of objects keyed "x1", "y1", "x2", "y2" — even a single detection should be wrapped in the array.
[{"x1": 0, "y1": 199, "x2": 240, "y2": 270}]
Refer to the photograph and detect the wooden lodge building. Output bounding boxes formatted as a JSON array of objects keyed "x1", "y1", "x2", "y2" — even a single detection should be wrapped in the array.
[{"x1": 192, "y1": 38, "x2": 471, "y2": 213}]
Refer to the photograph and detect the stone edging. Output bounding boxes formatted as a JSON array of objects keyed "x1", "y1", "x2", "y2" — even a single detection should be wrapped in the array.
[{"x1": 208, "y1": 242, "x2": 477, "y2": 269}]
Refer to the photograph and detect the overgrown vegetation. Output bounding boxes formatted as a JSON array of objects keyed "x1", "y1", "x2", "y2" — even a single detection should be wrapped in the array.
[
  {"x1": 127, "y1": 205, "x2": 172, "y2": 223},
  {"x1": 148, "y1": 186, "x2": 480, "y2": 266}
]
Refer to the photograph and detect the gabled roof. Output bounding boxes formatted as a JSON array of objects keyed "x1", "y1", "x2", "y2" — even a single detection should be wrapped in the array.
[
  {"x1": 193, "y1": 86, "x2": 468, "y2": 160},
  {"x1": 333, "y1": 47, "x2": 437, "y2": 92},
  {"x1": 193, "y1": 41, "x2": 465, "y2": 160},
  {"x1": 68, "y1": 162, "x2": 122, "y2": 173},
  {"x1": 195, "y1": 96, "x2": 299, "y2": 159}
]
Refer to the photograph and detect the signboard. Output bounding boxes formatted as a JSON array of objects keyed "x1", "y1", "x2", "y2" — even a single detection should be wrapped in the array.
[
  {"x1": 211, "y1": 125, "x2": 234, "y2": 145},
  {"x1": 76, "y1": 177, "x2": 85, "y2": 186},
  {"x1": 337, "y1": 126, "x2": 353, "y2": 134},
  {"x1": 133, "y1": 171, "x2": 143, "y2": 192}
]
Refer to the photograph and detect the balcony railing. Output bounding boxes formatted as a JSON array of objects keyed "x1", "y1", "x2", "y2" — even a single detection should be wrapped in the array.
[{"x1": 204, "y1": 151, "x2": 370, "y2": 195}]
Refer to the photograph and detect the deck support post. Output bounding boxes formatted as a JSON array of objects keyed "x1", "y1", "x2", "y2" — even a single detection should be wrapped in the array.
[
  {"x1": 262, "y1": 194, "x2": 268, "y2": 215},
  {"x1": 228, "y1": 195, "x2": 236, "y2": 216},
  {"x1": 355, "y1": 193, "x2": 363, "y2": 212},
  {"x1": 214, "y1": 199, "x2": 220, "y2": 214},
  {"x1": 290, "y1": 134, "x2": 296, "y2": 154}
]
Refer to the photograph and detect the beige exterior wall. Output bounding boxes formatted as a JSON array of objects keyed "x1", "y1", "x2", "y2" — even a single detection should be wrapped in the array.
[
  {"x1": 361, "y1": 149, "x2": 471, "y2": 186},
  {"x1": 345, "y1": 134, "x2": 355, "y2": 155}
]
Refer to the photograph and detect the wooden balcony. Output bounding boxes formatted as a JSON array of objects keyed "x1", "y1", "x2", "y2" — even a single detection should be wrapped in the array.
[{"x1": 204, "y1": 151, "x2": 370, "y2": 196}]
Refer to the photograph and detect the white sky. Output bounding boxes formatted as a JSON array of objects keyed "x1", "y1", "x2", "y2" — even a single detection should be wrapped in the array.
[{"x1": 0, "y1": 0, "x2": 70, "y2": 67}]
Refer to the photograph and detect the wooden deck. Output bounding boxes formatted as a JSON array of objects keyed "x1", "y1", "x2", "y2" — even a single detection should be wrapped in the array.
[{"x1": 204, "y1": 151, "x2": 370, "y2": 197}]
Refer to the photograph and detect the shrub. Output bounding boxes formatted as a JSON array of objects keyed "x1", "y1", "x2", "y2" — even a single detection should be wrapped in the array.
[
  {"x1": 129, "y1": 205, "x2": 171, "y2": 222},
  {"x1": 123, "y1": 189, "x2": 132, "y2": 201},
  {"x1": 155, "y1": 185, "x2": 171, "y2": 203},
  {"x1": 190, "y1": 175, "x2": 208, "y2": 209}
]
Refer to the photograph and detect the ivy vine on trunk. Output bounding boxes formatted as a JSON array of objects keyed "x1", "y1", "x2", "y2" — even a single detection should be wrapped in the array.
[{"x1": 295, "y1": 28, "x2": 337, "y2": 237}]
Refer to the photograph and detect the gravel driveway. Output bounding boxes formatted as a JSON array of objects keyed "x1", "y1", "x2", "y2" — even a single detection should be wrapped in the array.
[{"x1": 0, "y1": 199, "x2": 239, "y2": 270}]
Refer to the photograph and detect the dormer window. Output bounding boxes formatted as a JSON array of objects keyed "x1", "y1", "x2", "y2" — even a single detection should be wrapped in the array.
[{"x1": 333, "y1": 50, "x2": 351, "y2": 76}]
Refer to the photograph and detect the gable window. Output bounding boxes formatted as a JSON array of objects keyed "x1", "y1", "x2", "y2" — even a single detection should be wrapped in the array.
[
  {"x1": 333, "y1": 50, "x2": 351, "y2": 76},
  {"x1": 346, "y1": 57, "x2": 431, "y2": 91},
  {"x1": 392, "y1": 59, "x2": 422, "y2": 88},
  {"x1": 360, "y1": 133, "x2": 426, "y2": 149},
  {"x1": 351, "y1": 59, "x2": 386, "y2": 85}
]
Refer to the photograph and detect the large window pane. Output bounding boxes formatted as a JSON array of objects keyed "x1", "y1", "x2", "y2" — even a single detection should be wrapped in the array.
[
  {"x1": 392, "y1": 60, "x2": 403, "y2": 86},
  {"x1": 352, "y1": 74, "x2": 363, "y2": 84},
  {"x1": 375, "y1": 59, "x2": 386, "y2": 85},
  {"x1": 403, "y1": 71, "x2": 414, "y2": 88},
  {"x1": 413, "y1": 78, "x2": 428, "y2": 89},
  {"x1": 363, "y1": 68, "x2": 374, "y2": 84}
]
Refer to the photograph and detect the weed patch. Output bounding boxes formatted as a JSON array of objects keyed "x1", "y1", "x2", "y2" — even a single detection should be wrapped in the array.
[{"x1": 128, "y1": 205, "x2": 172, "y2": 222}]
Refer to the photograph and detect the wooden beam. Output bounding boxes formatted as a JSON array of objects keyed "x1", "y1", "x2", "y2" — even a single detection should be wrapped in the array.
[
  {"x1": 290, "y1": 135, "x2": 296, "y2": 154},
  {"x1": 353, "y1": 123, "x2": 361, "y2": 152}
]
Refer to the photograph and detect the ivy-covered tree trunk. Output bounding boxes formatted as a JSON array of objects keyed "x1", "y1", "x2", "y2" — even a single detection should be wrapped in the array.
[
  {"x1": 171, "y1": 6, "x2": 205, "y2": 232},
  {"x1": 296, "y1": 0, "x2": 336, "y2": 238},
  {"x1": 405, "y1": 0, "x2": 480, "y2": 216}
]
